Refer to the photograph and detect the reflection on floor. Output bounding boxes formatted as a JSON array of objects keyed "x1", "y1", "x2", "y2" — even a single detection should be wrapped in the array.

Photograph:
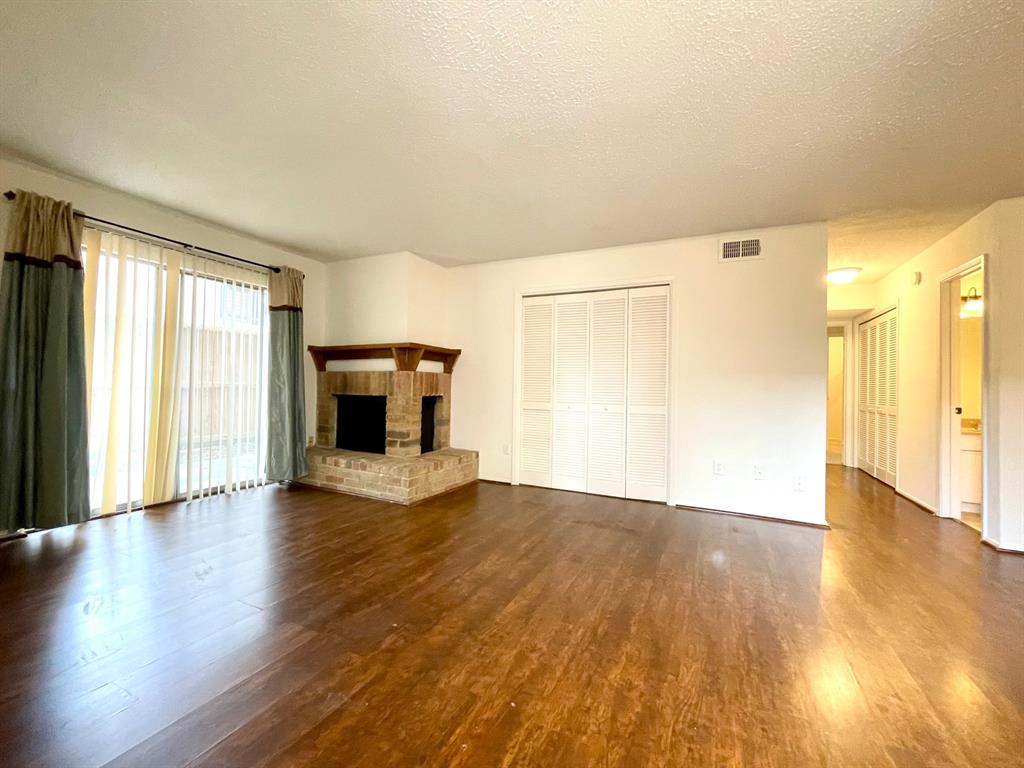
[{"x1": 961, "y1": 511, "x2": 982, "y2": 532}]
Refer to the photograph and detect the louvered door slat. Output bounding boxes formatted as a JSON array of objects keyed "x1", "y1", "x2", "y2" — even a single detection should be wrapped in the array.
[
  {"x1": 587, "y1": 291, "x2": 627, "y2": 497},
  {"x1": 867, "y1": 324, "x2": 878, "y2": 409},
  {"x1": 552, "y1": 295, "x2": 589, "y2": 492},
  {"x1": 881, "y1": 313, "x2": 898, "y2": 483},
  {"x1": 519, "y1": 296, "x2": 553, "y2": 487},
  {"x1": 626, "y1": 286, "x2": 669, "y2": 502},
  {"x1": 857, "y1": 324, "x2": 869, "y2": 463},
  {"x1": 886, "y1": 314, "x2": 898, "y2": 409},
  {"x1": 876, "y1": 319, "x2": 890, "y2": 474}
]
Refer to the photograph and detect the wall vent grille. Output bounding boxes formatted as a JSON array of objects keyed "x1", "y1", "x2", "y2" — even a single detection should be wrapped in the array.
[{"x1": 719, "y1": 237, "x2": 764, "y2": 262}]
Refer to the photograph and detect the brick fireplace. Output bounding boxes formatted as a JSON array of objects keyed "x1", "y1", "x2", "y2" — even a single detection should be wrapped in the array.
[{"x1": 297, "y1": 343, "x2": 478, "y2": 504}]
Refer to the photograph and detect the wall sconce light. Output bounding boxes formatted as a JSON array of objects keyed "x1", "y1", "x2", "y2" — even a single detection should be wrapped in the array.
[{"x1": 960, "y1": 287, "x2": 983, "y2": 318}]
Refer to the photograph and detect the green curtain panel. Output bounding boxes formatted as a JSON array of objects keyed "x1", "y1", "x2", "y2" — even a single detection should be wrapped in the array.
[
  {"x1": 266, "y1": 266, "x2": 308, "y2": 482},
  {"x1": 0, "y1": 190, "x2": 90, "y2": 529}
]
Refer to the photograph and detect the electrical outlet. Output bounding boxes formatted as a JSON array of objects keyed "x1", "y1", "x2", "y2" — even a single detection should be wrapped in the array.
[
  {"x1": 502, "y1": 443, "x2": 511, "y2": 456},
  {"x1": 713, "y1": 461, "x2": 726, "y2": 476},
  {"x1": 793, "y1": 475, "x2": 807, "y2": 492},
  {"x1": 753, "y1": 464, "x2": 768, "y2": 481}
]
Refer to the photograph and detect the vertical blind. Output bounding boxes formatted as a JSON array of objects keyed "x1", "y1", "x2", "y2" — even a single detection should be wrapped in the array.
[{"x1": 83, "y1": 228, "x2": 270, "y2": 515}]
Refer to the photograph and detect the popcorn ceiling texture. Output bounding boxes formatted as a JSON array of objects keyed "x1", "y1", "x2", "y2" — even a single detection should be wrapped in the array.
[{"x1": 0, "y1": 0, "x2": 1021, "y2": 280}]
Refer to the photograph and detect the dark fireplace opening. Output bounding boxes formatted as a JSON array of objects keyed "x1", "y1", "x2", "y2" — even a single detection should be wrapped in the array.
[
  {"x1": 336, "y1": 394, "x2": 386, "y2": 454},
  {"x1": 421, "y1": 396, "x2": 439, "y2": 454}
]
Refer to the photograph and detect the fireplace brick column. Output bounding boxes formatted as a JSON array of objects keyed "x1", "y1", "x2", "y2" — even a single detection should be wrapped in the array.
[{"x1": 386, "y1": 371, "x2": 419, "y2": 456}]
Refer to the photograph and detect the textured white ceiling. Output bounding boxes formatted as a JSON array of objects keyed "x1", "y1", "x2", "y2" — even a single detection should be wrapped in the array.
[{"x1": 1, "y1": 0, "x2": 1021, "y2": 279}]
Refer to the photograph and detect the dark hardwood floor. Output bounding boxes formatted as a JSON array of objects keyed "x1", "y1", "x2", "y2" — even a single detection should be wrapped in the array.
[{"x1": 1, "y1": 467, "x2": 1021, "y2": 767}]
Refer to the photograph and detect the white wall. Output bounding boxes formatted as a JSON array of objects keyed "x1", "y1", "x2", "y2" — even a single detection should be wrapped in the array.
[
  {"x1": 986, "y1": 199, "x2": 1024, "y2": 551},
  {"x1": 406, "y1": 252, "x2": 452, "y2": 347},
  {"x1": 8, "y1": 154, "x2": 831, "y2": 526},
  {"x1": 318, "y1": 224, "x2": 829, "y2": 524},
  {"x1": 319, "y1": 250, "x2": 452, "y2": 372},
  {"x1": 324, "y1": 250, "x2": 452, "y2": 347},
  {"x1": 852, "y1": 198, "x2": 1023, "y2": 551},
  {"x1": 443, "y1": 224, "x2": 828, "y2": 525},
  {"x1": 323, "y1": 252, "x2": 411, "y2": 345},
  {"x1": 0, "y1": 154, "x2": 328, "y2": 443},
  {"x1": 827, "y1": 281, "x2": 877, "y2": 315}
]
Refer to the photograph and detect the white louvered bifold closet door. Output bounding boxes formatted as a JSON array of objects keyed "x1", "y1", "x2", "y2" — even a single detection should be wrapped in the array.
[
  {"x1": 625, "y1": 286, "x2": 670, "y2": 502},
  {"x1": 856, "y1": 309, "x2": 898, "y2": 487},
  {"x1": 587, "y1": 290, "x2": 628, "y2": 497},
  {"x1": 551, "y1": 294, "x2": 590, "y2": 492},
  {"x1": 878, "y1": 311, "x2": 898, "y2": 486},
  {"x1": 519, "y1": 296, "x2": 554, "y2": 487},
  {"x1": 857, "y1": 323, "x2": 869, "y2": 467},
  {"x1": 866, "y1": 321, "x2": 879, "y2": 476}
]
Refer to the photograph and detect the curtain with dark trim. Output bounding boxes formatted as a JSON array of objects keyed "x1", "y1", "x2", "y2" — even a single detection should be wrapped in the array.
[
  {"x1": 0, "y1": 190, "x2": 90, "y2": 529},
  {"x1": 266, "y1": 266, "x2": 308, "y2": 481}
]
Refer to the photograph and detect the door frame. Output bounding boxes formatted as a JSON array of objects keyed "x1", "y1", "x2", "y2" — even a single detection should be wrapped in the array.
[
  {"x1": 511, "y1": 277, "x2": 674, "y2": 504},
  {"x1": 937, "y1": 255, "x2": 986, "y2": 525},
  {"x1": 826, "y1": 320, "x2": 856, "y2": 467}
]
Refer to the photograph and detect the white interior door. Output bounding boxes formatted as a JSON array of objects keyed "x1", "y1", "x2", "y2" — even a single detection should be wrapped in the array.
[
  {"x1": 867, "y1": 321, "x2": 879, "y2": 477},
  {"x1": 551, "y1": 294, "x2": 590, "y2": 492},
  {"x1": 519, "y1": 296, "x2": 553, "y2": 487},
  {"x1": 879, "y1": 311, "x2": 898, "y2": 486},
  {"x1": 876, "y1": 317, "x2": 891, "y2": 480},
  {"x1": 587, "y1": 290, "x2": 627, "y2": 497},
  {"x1": 517, "y1": 284, "x2": 670, "y2": 503},
  {"x1": 856, "y1": 309, "x2": 897, "y2": 487},
  {"x1": 857, "y1": 323, "x2": 869, "y2": 468},
  {"x1": 625, "y1": 286, "x2": 669, "y2": 502},
  {"x1": 945, "y1": 281, "x2": 963, "y2": 517}
]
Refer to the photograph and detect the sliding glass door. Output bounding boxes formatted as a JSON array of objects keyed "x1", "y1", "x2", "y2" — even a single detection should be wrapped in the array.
[
  {"x1": 176, "y1": 267, "x2": 269, "y2": 499},
  {"x1": 83, "y1": 229, "x2": 269, "y2": 515}
]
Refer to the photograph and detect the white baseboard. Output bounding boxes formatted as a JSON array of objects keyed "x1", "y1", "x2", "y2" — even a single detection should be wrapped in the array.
[
  {"x1": 895, "y1": 486, "x2": 937, "y2": 514},
  {"x1": 983, "y1": 537, "x2": 1024, "y2": 554}
]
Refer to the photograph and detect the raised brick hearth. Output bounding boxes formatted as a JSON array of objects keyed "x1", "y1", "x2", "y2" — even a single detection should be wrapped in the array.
[
  {"x1": 301, "y1": 446, "x2": 478, "y2": 504},
  {"x1": 296, "y1": 344, "x2": 478, "y2": 504}
]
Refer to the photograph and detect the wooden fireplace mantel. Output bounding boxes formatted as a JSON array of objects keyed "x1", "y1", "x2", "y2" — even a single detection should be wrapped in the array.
[{"x1": 307, "y1": 343, "x2": 462, "y2": 373}]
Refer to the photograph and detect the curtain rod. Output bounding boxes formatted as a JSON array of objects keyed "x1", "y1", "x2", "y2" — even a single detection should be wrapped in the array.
[{"x1": 3, "y1": 190, "x2": 280, "y2": 273}]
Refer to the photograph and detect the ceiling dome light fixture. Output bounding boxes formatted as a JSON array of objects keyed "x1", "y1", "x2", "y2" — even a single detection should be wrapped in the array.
[
  {"x1": 826, "y1": 267, "x2": 862, "y2": 285},
  {"x1": 960, "y1": 287, "x2": 983, "y2": 318}
]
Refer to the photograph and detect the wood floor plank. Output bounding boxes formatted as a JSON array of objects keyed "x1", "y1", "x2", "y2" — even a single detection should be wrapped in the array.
[{"x1": 0, "y1": 468, "x2": 1021, "y2": 767}]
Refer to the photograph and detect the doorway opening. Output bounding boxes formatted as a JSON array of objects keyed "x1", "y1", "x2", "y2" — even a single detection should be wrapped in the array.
[
  {"x1": 826, "y1": 326, "x2": 845, "y2": 465},
  {"x1": 939, "y1": 260, "x2": 985, "y2": 532}
]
